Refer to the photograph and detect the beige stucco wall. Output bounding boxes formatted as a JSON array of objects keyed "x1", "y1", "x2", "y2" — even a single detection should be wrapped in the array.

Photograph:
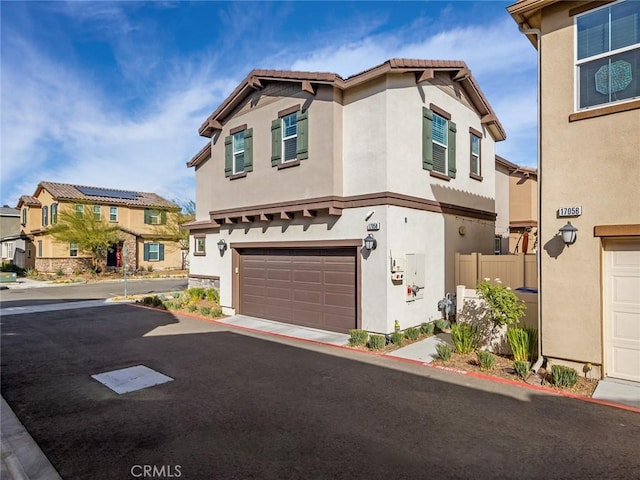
[
  {"x1": 494, "y1": 163, "x2": 511, "y2": 251},
  {"x1": 539, "y1": 3, "x2": 640, "y2": 367}
]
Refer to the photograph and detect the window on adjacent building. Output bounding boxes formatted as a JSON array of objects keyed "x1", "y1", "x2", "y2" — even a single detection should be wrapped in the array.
[
  {"x1": 143, "y1": 242, "x2": 164, "y2": 262},
  {"x1": 41, "y1": 206, "x2": 48, "y2": 226},
  {"x1": 470, "y1": 132, "x2": 482, "y2": 177},
  {"x1": 194, "y1": 236, "x2": 206, "y2": 256},
  {"x1": 93, "y1": 205, "x2": 101, "y2": 220},
  {"x1": 51, "y1": 204, "x2": 58, "y2": 224},
  {"x1": 21, "y1": 208, "x2": 27, "y2": 226},
  {"x1": 3, "y1": 242, "x2": 14, "y2": 260},
  {"x1": 110, "y1": 206, "x2": 118, "y2": 222},
  {"x1": 422, "y1": 106, "x2": 457, "y2": 178},
  {"x1": 75, "y1": 204, "x2": 84, "y2": 219},
  {"x1": 224, "y1": 127, "x2": 253, "y2": 177},
  {"x1": 70, "y1": 242, "x2": 78, "y2": 257},
  {"x1": 271, "y1": 107, "x2": 308, "y2": 166},
  {"x1": 576, "y1": 1, "x2": 640, "y2": 110},
  {"x1": 37, "y1": 240, "x2": 43, "y2": 257},
  {"x1": 144, "y1": 209, "x2": 166, "y2": 225}
]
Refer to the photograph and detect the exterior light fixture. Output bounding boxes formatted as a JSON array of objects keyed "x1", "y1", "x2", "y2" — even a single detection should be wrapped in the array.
[
  {"x1": 217, "y1": 239, "x2": 227, "y2": 255},
  {"x1": 363, "y1": 233, "x2": 377, "y2": 251},
  {"x1": 559, "y1": 222, "x2": 577, "y2": 246}
]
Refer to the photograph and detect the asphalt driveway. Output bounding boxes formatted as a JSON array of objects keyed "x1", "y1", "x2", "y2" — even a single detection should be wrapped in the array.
[{"x1": 1, "y1": 304, "x2": 639, "y2": 480}]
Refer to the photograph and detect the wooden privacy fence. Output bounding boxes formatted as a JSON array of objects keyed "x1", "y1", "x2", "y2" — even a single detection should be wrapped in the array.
[{"x1": 455, "y1": 253, "x2": 537, "y2": 290}]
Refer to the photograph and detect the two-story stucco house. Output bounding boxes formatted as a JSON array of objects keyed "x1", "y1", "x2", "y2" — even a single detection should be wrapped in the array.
[
  {"x1": 186, "y1": 59, "x2": 506, "y2": 334},
  {"x1": 509, "y1": 0, "x2": 640, "y2": 383},
  {"x1": 17, "y1": 181, "x2": 183, "y2": 273}
]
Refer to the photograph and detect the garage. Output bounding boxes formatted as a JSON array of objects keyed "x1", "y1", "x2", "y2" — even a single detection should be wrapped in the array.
[
  {"x1": 238, "y1": 247, "x2": 357, "y2": 333},
  {"x1": 604, "y1": 239, "x2": 640, "y2": 382}
]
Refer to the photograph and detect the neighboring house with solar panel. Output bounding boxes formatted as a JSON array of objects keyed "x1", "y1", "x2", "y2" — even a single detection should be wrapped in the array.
[{"x1": 16, "y1": 181, "x2": 182, "y2": 274}]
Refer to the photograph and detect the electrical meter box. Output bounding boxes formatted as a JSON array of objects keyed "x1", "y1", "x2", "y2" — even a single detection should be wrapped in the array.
[{"x1": 405, "y1": 253, "x2": 425, "y2": 301}]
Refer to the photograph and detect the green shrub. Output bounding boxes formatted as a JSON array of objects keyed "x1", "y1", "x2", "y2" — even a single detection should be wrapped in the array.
[
  {"x1": 476, "y1": 350, "x2": 496, "y2": 370},
  {"x1": 186, "y1": 304, "x2": 197, "y2": 313},
  {"x1": 513, "y1": 360, "x2": 531, "y2": 379},
  {"x1": 404, "y1": 327, "x2": 420, "y2": 341},
  {"x1": 551, "y1": 364, "x2": 578, "y2": 388},
  {"x1": 450, "y1": 323, "x2": 477, "y2": 354},
  {"x1": 140, "y1": 296, "x2": 155, "y2": 305},
  {"x1": 476, "y1": 279, "x2": 526, "y2": 328},
  {"x1": 146, "y1": 265, "x2": 154, "y2": 272},
  {"x1": 1, "y1": 263, "x2": 26, "y2": 275},
  {"x1": 349, "y1": 329, "x2": 369, "y2": 346},
  {"x1": 187, "y1": 287, "x2": 206, "y2": 302},
  {"x1": 420, "y1": 322, "x2": 434, "y2": 335},
  {"x1": 434, "y1": 319, "x2": 448, "y2": 332},
  {"x1": 368, "y1": 335, "x2": 386, "y2": 351},
  {"x1": 163, "y1": 301, "x2": 175, "y2": 310},
  {"x1": 390, "y1": 331, "x2": 404, "y2": 346},
  {"x1": 55, "y1": 268, "x2": 64, "y2": 277},
  {"x1": 507, "y1": 328, "x2": 530, "y2": 362},
  {"x1": 210, "y1": 308, "x2": 223, "y2": 318},
  {"x1": 436, "y1": 343, "x2": 452, "y2": 361},
  {"x1": 525, "y1": 327, "x2": 538, "y2": 362},
  {"x1": 205, "y1": 288, "x2": 220, "y2": 303},
  {"x1": 199, "y1": 306, "x2": 212, "y2": 316}
]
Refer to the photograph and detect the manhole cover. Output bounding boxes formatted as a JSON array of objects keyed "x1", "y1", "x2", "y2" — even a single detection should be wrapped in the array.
[{"x1": 92, "y1": 365, "x2": 173, "y2": 394}]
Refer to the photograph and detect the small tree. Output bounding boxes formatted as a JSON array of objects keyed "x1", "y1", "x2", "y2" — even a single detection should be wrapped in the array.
[
  {"x1": 48, "y1": 204, "x2": 121, "y2": 273},
  {"x1": 152, "y1": 200, "x2": 194, "y2": 269},
  {"x1": 476, "y1": 279, "x2": 526, "y2": 352}
]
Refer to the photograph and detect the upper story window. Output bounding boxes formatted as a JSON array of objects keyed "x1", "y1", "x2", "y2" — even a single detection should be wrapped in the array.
[
  {"x1": 282, "y1": 113, "x2": 298, "y2": 162},
  {"x1": 93, "y1": 205, "x2": 101, "y2": 220},
  {"x1": 470, "y1": 130, "x2": 482, "y2": 179},
  {"x1": 271, "y1": 106, "x2": 308, "y2": 167},
  {"x1": 576, "y1": 1, "x2": 640, "y2": 110},
  {"x1": 41, "y1": 206, "x2": 48, "y2": 226},
  {"x1": 144, "y1": 209, "x2": 166, "y2": 225},
  {"x1": 422, "y1": 105, "x2": 457, "y2": 179},
  {"x1": 224, "y1": 126, "x2": 253, "y2": 178},
  {"x1": 109, "y1": 206, "x2": 118, "y2": 222},
  {"x1": 75, "y1": 204, "x2": 84, "y2": 219},
  {"x1": 51, "y1": 203, "x2": 58, "y2": 224},
  {"x1": 21, "y1": 208, "x2": 27, "y2": 225}
]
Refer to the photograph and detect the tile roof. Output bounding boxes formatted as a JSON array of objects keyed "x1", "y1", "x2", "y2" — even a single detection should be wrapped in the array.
[
  {"x1": 17, "y1": 195, "x2": 41, "y2": 207},
  {"x1": 198, "y1": 58, "x2": 505, "y2": 141},
  {"x1": 34, "y1": 181, "x2": 179, "y2": 209}
]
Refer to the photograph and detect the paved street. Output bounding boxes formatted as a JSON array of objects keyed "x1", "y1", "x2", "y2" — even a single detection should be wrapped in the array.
[{"x1": 1, "y1": 289, "x2": 639, "y2": 480}]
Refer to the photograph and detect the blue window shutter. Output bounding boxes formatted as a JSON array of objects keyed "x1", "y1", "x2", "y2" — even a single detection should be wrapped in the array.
[
  {"x1": 144, "y1": 209, "x2": 150, "y2": 224},
  {"x1": 160, "y1": 210, "x2": 167, "y2": 224},
  {"x1": 422, "y1": 107, "x2": 433, "y2": 171},
  {"x1": 271, "y1": 118, "x2": 282, "y2": 166},
  {"x1": 159, "y1": 243, "x2": 164, "y2": 261},
  {"x1": 448, "y1": 121, "x2": 457, "y2": 178},
  {"x1": 244, "y1": 128, "x2": 253, "y2": 172},
  {"x1": 224, "y1": 135, "x2": 233, "y2": 177},
  {"x1": 296, "y1": 110, "x2": 308, "y2": 160},
  {"x1": 143, "y1": 243, "x2": 150, "y2": 261}
]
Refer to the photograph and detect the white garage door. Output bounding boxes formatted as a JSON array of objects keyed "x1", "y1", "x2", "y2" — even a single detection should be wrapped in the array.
[{"x1": 605, "y1": 240, "x2": 640, "y2": 382}]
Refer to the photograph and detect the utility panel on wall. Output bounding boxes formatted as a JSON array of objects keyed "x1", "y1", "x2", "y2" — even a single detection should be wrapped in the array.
[{"x1": 405, "y1": 253, "x2": 425, "y2": 302}]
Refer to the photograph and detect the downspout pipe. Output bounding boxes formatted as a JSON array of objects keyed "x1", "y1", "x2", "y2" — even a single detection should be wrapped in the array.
[{"x1": 518, "y1": 23, "x2": 544, "y2": 374}]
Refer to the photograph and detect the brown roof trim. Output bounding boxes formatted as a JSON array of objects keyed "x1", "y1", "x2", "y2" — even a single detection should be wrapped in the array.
[
  {"x1": 199, "y1": 191, "x2": 496, "y2": 228},
  {"x1": 230, "y1": 239, "x2": 362, "y2": 249},
  {"x1": 495, "y1": 155, "x2": 519, "y2": 171},
  {"x1": 568, "y1": 1, "x2": 614, "y2": 17},
  {"x1": 594, "y1": 224, "x2": 640, "y2": 237},
  {"x1": 187, "y1": 142, "x2": 212, "y2": 168},
  {"x1": 198, "y1": 58, "x2": 506, "y2": 141},
  {"x1": 182, "y1": 219, "x2": 220, "y2": 230}
]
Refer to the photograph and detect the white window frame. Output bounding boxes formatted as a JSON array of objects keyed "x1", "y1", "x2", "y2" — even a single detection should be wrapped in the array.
[
  {"x1": 432, "y1": 113, "x2": 448, "y2": 174},
  {"x1": 232, "y1": 131, "x2": 245, "y2": 174},
  {"x1": 194, "y1": 236, "x2": 206, "y2": 255},
  {"x1": 147, "y1": 243, "x2": 160, "y2": 261},
  {"x1": 109, "y1": 206, "x2": 118, "y2": 222},
  {"x1": 3, "y1": 242, "x2": 14, "y2": 260},
  {"x1": 93, "y1": 205, "x2": 101, "y2": 220},
  {"x1": 41, "y1": 206, "x2": 48, "y2": 226},
  {"x1": 145, "y1": 209, "x2": 161, "y2": 225},
  {"x1": 470, "y1": 133, "x2": 481, "y2": 176},
  {"x1": 51, "y1": 203, "x2": 58, "y2": 224},
  {"x1": 70, "y1": 242, "x2": 78, "y2": 257},
  {"x1": 75, "y1": 204, "x2": 84, "y2": 218},
  {"x1": 282, "y1": 113, "x2": 297, "y2": 162},
  {"x1": 574, "y1": 0, "x2": 640, "y2": 111}
]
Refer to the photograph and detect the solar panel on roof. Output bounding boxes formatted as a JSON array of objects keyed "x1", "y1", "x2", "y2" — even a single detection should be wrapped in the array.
[{"x1": 76, "y1": 186, "x2": 141, "y2": 200}]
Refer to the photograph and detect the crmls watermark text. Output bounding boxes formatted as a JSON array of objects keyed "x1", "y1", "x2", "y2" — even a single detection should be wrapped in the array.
[{"x1": 130, "y1": 464, "x2": 182, "y2": 478}]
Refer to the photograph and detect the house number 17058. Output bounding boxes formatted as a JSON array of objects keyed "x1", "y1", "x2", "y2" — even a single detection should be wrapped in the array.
[{"x1": 558, "y1": 206, "x2": 582, "y2": 217}]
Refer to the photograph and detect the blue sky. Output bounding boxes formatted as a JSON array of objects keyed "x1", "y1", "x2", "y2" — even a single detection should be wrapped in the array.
[{"x1": 0, "y1": 1, "x2": 536, "y2": 208}]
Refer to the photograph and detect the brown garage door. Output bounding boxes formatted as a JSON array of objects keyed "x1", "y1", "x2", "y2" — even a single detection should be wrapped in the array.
[{"x1": 239, "y1": 248, "x2": 357, "y2": 333}]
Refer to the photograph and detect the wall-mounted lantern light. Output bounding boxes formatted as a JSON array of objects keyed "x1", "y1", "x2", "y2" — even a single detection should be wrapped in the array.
[
  {"x1": 559, "y1": 221, "x2": 577, "y2": 246},
  {"x1": 217, "y1": 239, "x2": 227, "y2": 255},
  {"x1": 363, "y1": 233, "x2": 377, "y2": 251}
]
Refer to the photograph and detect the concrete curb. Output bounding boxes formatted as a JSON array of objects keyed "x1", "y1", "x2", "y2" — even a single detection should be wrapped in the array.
[{"x1": 1, "y1": 397, "x2": 62, "y2": 480}]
